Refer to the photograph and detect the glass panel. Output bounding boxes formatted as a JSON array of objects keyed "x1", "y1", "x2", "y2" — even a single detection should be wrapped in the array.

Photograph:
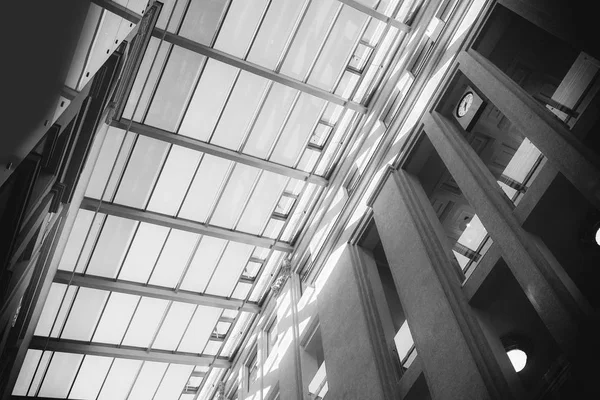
[
  {"x1": 216, "y1": 321, "x2": 231, "y2": 336},
  {"x1": 203, "y1": 340, "x2": 222, "y2": 356},
  {"x1": 335, "y1": 70, "x2": 361, "y2": 99},
  {"x1": 49, "y1": 286, "x2": 78, "y2": 338},
  {"x1": 213, "y1": 0, "x2": 270, "y2": 58},
  {"x1": 122, "y1": 297, "x2": 169, "y2": 347},
  {"x1": 275, "y1": 195, "x2": 295, "y2": 215},
  {"x1": 281, "y1": 0, "x2": 340, "y2": 81},
  {"x1": 86, "y1": 216, "x2": 137, "y2": 278},
  {"x1": 236, "y1": 172, "x2": 288, "y2": 235},
  {"x1": 27, "y1": 351, "x2": 52, "y2": 396},
  {"x1": 247, "y1": 0, "x2": 306, "y2": 70},
  {"x1": 69, "y1": 355, "x2": 113, "y2": 400},
  {"x1": 99, "y1": 133, "x2": 137, "y2": 202},
  {"x1": 97, "y1": 358, "x2": 142, "y2": 400},
  {"x1": 322, "y1": 103, "x2": 344, "y2": 125},
  {"x1": 263, "y1": 219, "x2": 285, "y2": 240},
  {"x1": 231, "y1": 282, "x2": 252, "y2": 300},
  {"x1": 149, "y1": 229, "x2": 198, "y2": 288},
  {"x1": 61, "y1": 287, "x2": 108, "y2": 341},
  {"x1": 178, "y1": 155, "x2": 231, "y2": 223},
  {"x1": 146, "y1": 146, "x2": 201, "y2": 215},
  {"x1": 118, "y1": 223, "x2": 169, "y2": 283},
  {"x1": 93, "y1": 293, "x2": 139, "y2": 344},
  {"x1": 362, "y1": 18, "x2": 386, "y2": 45},
  {"x1": 86, "y1": 127, "x2": 128, "y2": 200},
  {"x1": 210, "y1": 164, "x2": 260, "y2": 229},
  {"x1": 152, "y1": 302, "x2": 195, "y2": 351},
  {"x1": 394, "y1": 321, "x2": 415, "y2": 362},
  {"x1": 210, "y1": 72, "x2": 269, "y2": 151},
  {"x1": 243, "y1": 84, "x2": 298, "y2": 159},
  {"x1": 128, "y1": 361, "x2": 168, "y2": 400},
  {"x1": 205, "y1": 242, "x2": 254, "y2": 296},
  {"x1": 221, "y1": 312, "x2": 253, "y2": 357},
  {"x1": 180, "y1": 236, "x2": 227, "y2": 293},
  {"x1": 297, "y1": 149, "x2": 321, "y2": 173},
  {"x1": 270, "y1": 94, "x2": 325, "y2": 166},
  {"x1": 178, "y1": 59, "x2": 238, "y2": 142},
  {"x1": 349, "y1": 43, "x2": 373, "y2": 71},
  {"x1": 178, "y1": 306, "x2": 222, "y2": 353},
  {"x1": 59, "y1": 210, "x2": 101, "y2": 273},
  {"x1": 38, "y1": 352, "x2": 82, "y2": 398},
  {"x1": 113, "y1": 136, "x2": 170, "y2": 208},
  {"x1": 153, "y1": 364, "x2": 194, "y2": 400},
  {"x1": 310, "y1": 124, "x2": 333, "y2": 148},
  {"x1": 308, "y1": 7, "x2": 366, "y2": 91},
  {"x1": 243, "y1": 261, "x2": 262, "y2": 279},
  {"x1": 35, "y1": 283, "x2": 67, "y2": 337},
  {"x1": 12, "y1": 350, "x2": 42, "y2": 396},
  {"x1": 179, "y1": 0, "x2": 228, "y2": 45}
]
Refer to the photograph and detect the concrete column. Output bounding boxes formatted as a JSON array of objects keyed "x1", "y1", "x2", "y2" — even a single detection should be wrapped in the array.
[
  {"x1": 372, "y1": 168, "x2": 519, "y2": 400},
  {"x1": 423, "y1": 111, "x2": 592, "y2": 357},
  {"x1": 457, "y1": 50, "x2": 600, "y2": 209},
  {"x1": 316, "y1": 245, "x2": 399, "y2": 400}
]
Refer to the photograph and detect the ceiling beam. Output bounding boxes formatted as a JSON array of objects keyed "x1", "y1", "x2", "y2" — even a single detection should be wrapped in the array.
[
  {"x1": 54, "y1": 270, "x2": 261, "y2": 313},
  {"x1": 112, "y1": 119, "x2": 329, "y2": 187},
  {"x1": 80, "y1": 197, "x2": 294, "y2": 253},
  {"x1": 91, "y1": 0, "x2": 368, "y2": 114},
  {"x1": 29, "y1": 336, "x2": 231, "y2": 368},
  {"x1": 336, "y1": 0, "x2": 410, "y2": 31}
]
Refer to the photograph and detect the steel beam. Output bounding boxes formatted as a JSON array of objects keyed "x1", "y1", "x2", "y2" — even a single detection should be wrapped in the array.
[
  {"x1": 53, "y1": 270, "x2": 261, "y2": 313},
  {"x1": 91, "y1": 0, "x2": 367, "y2": 113},
  {"x1": 336, "y1": 0, "x2": 410, "y2": 31},
  {"x1": 80, "y1": 197, "x2": 294, "y2": 253},
  {"x1": 29, "y1": 336, "x2": 231, "y2": 368},
  {"x1": 112, "y1": 119, "x2": 328, "y2": 187}
]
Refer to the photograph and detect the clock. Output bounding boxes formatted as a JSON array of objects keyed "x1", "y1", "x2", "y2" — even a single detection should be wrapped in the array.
[{"x1": 453, "y1": 86, "x2": 485, "y2": 131}]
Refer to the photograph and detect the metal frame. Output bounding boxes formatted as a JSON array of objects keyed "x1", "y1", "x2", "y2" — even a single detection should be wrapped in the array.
[
  {"x1": 112, "y1": 119, "x2": 328, "y2": 187},
  {"x1": 28, "y1": 336, "x2": 231, "y2": 368},
  {"x1": 53, "y1": 270, "x2": 261, "y2": 313},
  {"x1": 91, "y1": 0, "x2": 368, "y2": 114},
  {"x1": 80, "y1": 197, "x2": 294, "y2": 252},
  {"x1": 337, "y1": 0, "x2": 410, "y2": 31}
]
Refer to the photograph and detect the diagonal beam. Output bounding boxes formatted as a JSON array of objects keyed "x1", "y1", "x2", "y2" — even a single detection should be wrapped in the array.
[
  {"x1": 80, "y1": 197, "x2": 294, "y2": 253},
  {"x1": 336, "y1": 0, "x2": 410, "y2": 31},
  {"x1": 92, "y1": 0, "x2": 367, "y2": 114},
  {"x1": 29, "y1": 336, "x2": 231, "y2": 368},
  {"x1": 112, "y1": 119, "x2": 328, "y2": 187},
  {"x1": 54, "y1": 270, "x2": 261, "y2": 313}
]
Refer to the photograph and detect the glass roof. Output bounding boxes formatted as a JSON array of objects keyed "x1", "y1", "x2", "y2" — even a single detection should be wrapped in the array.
[{"x1": 15, "y1": 0, "x2": 407, "y2": 398}]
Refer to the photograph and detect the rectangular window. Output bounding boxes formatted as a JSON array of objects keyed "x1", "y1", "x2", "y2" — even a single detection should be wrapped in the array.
[
  {"x1": 266, "y1": 318, "x2": 278, "y2": 357},
  {"x1": 247, "y1": 347, "x2": 258, "y2": 387}
]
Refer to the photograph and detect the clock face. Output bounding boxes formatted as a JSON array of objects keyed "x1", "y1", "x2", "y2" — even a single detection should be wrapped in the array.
[{"x1": 456, "y1": 92, "x2": 474, "y2": 118}]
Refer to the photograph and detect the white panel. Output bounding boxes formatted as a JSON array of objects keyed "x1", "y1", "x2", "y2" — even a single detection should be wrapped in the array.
[
  {"x1": 210, "y1": 165, "x2": 260, "y2": 229},
  {"x1": 61, "y1": 288, "x2": 108, "y2": 341},
  {"x1": 231, "y1": 282, "x2": 252, "y2": 300},
  {"x1": 270, "y1": 94, "x2": 325, "y2": 166},
  {"x1": 281, "y1": 0, "x2": 339, "y2": 80},
  {"x1": 213, "y1": 0, "x2": 269, "y2": 58},
  {"x1": 243, "y1": 84, "x2": 297, "y2": 159},
  {"x1": 122, "y1": 297, "x2": 169, "y2": 347},
  {"x1": 308, "y1": 7, "x2": 366, "y2": 91},
  {"x1": 149, "y1": 229, "x2": 198, "y2": 288},
  {"x1": 203, "y1": 341, "x2": 222, "y2": 356},
  {"x1": 118, "y1": 223, "x2": 169, "y2": 283},
  {"x1": 178, "y1": 306, "x2": 222, "y2": 353},
  {"x1": 86, "y1": 127, "x2": 127, "y2": 200},
  {"x1": 179, "y1": 0, "x2": 229, "y2": 44},
  {"x1": 93, "y1": 293, "x2": 140, "y2": 344},
  {"x1": 180, "y1": 236, "x2": 227, "y2": 292},
  {"x1": 113, "y1": 136, "x2": 170, "y2": 209},
  {"x1": 210, "y1": 72, "x2": 269, "y2": 151},
  {"x1": 100, "y1": 132, "x2": 137, "y2": 202},
  {"x1": 146, "y1": 146, "x2": 201, "y2": 215},
  {"x1": 58, "y1": 210, "x2": 92, "y2": 272},
  {"x1": 35, "y1": 283, "x2": 67, "y2": 337},
  {"x1": 205, "y1": 242, "x2": 254, "y2": 296},
  {"x1": 38, "y1": 353, "x2": 83, "y2": 398},
  {"x1": 178, "y1": 155, "x2": 231, "y2": 223},
  {"x1": 179, "y1": 60, "x2": 238, "y2": 142},
  {"x1": 128, "y1": 361, "x2": 169, "y2": 400},
  {"x1": 247, "y1": 0, "x2": 307, "y2": 70},
  {"x1": 69, "y1": 355, "x2": 113, "y2": 400},
  {"x1": 86, "y1": 216, "x2": 137, "y2": 278},
  {"x1": 237, "y1": 172, "x2": 288, "y2": 234},
  {"x1": 97, "y1": 358, "x2": 142, "y2": 400},
  {"x1": 153, "y1": 364, "x2": 194, "y2": 400},
  {"x1": 49, "y1": 286, "x2": 78, "y2": 338},
  {"x1": 12, "y1": 350, "x2": 42, "y2": 396},
  {"x1": 152, "y1": 302, "x2": 196, "y2": 351}
]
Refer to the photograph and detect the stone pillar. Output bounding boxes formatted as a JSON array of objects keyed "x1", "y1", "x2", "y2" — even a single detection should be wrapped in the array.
[
  {"x1": 316, "y1": 245, "x2": 399, "y2": 400},
  {"x1": 423, "y1": 111, "x2": 592, "y2": 356},
  {"x1": 372, "y1": 168, "x2": 518, "y2": 400},
  {"x1": 457, "y1": 50, "x2": 600, "y2": 209}
]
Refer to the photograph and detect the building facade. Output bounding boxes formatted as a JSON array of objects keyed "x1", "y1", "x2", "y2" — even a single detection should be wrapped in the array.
[{"x1": 1, "y1": 0, "x2": 599, "y2": 399}]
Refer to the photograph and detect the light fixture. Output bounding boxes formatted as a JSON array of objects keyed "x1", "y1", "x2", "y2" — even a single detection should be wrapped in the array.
[
  {"x1": 595, "y1": 222, "x2": 600, "y2": 246},
  {"x1": 507, "y1": 348, "x2": 527, "y2": 372}
]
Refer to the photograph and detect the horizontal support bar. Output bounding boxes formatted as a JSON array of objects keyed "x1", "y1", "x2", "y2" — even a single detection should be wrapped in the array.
[
  {"x1": 80, "y1": 197, "x2": 294, "y2": 253},
  {"x1": 93, "y1": 0, "x2": 367, "y2": 113},
  {"x1": 219, "y1": 316, "x2": 236, "y2": 324},
  {"x1": 29, "y1": 336, "x2": 231, "y2": 368},
  {"x1": 113, "y1": 119, "x2": 328, "y2": 187},
  {"x1": 54, "y1": 270, "x2": 261, "y2": 313},
  {"x1": 337, "y1": 0, "x2": 410, "y2": 31}
]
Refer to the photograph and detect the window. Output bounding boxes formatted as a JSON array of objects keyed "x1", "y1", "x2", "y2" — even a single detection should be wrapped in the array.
[
  {"x1": 247, "y1": 346, "x2": 258, "y2": 387},
  {"x1": 266, "y1": 318, "x2": 278, "y2": 357}
]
